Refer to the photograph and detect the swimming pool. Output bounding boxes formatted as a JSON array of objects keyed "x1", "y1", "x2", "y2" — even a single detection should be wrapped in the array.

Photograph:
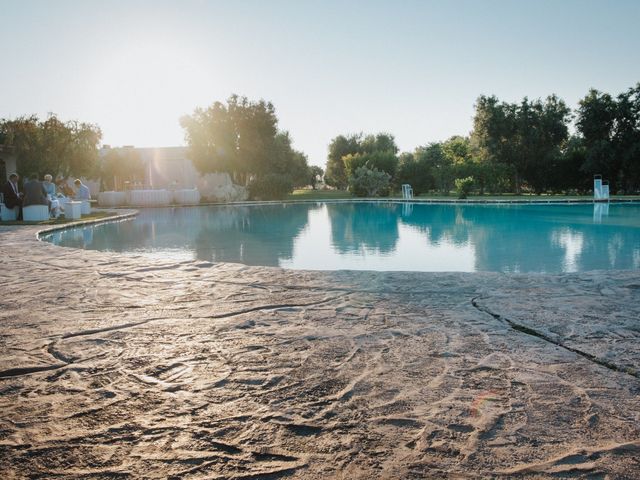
[{"x1": 42, "y1": 202, "x2": 640, "y2": 273}]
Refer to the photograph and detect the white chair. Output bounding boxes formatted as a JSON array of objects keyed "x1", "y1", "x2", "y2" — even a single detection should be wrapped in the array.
[
  {"x1": 81, "y1": 200, "x2": 91, "y2": 215},
  {"x1": 1, "y1": 203, "x2": 19, "y2": 221},
  {"x1": 23, "y1": 205, "x2": 49, "y2": 221},
  {"x1": 402, "y1": 184, "x2": 414, "y2": 200}
]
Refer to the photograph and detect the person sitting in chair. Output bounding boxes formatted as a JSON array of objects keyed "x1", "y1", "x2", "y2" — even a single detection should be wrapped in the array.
[
  {"x1": 43, "y1": 174, "x2": 61, "y2": 217},
  {"x1": 42, "y1": 174, "x2": 56, "y2": 197},
  {"x1": 74, "y1": 179, "x2": 91, "y2": 200},
  {"x1": 23, "y1": 175, "x2": 50, "y2": 209},
  {"x1": 56, "y1": 178, "x2": 75, "y2": 197},
  {"x1": 2, "y1": 173, "x2": 24, "y2": 220}
]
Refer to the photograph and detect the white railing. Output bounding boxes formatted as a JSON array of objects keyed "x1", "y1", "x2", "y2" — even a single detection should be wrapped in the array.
[
  {"x1": 402, "y1": 184, "x2": 413, "y2": 200},
  {"x1": 593, "y1": 175, "x2": 610, "y2": 202}
]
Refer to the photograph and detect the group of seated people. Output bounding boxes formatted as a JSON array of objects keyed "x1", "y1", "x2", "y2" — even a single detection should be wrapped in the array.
[{"x1": 2, "y1": 173, "x2": 90, "y2": 221}]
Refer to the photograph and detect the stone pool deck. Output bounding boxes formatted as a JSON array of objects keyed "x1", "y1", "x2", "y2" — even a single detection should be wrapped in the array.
[{"x1": 0, "y1": 219, "x2": 639, "y2": 479}]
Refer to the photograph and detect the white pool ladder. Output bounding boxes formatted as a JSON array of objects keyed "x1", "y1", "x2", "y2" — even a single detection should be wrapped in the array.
[{"x1": 402, "y1": 184, "x2": 413, "y2": 200}]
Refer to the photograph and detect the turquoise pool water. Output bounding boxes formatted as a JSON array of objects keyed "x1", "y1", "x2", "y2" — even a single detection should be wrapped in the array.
[{"x1": 42, "y1": 202, "x2": 640, "y2": 273}]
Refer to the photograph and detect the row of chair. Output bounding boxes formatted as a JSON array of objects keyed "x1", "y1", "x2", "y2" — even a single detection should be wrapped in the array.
[{"x1": 0, "y1": 200, "x2": 90, "y2": 222}]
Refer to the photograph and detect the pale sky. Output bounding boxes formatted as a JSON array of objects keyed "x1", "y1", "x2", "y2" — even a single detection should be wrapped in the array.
[{"x1": 1, "y1": 0, "x2": 639, "y2": 166}]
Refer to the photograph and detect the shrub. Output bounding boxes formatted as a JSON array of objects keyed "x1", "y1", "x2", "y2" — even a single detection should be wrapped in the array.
[
  {"x1": 343, "y1": 150, "x2": 399, "y2": 179},
  {"x1": 349, "y1": 166, "x2": 391, "y2": 197},
  {"x1": 454, "y1": 176, "x2": 475, "y2": 199},
  {"x1": 248, "y1": 174, "x2": 293, "y2": 200}
]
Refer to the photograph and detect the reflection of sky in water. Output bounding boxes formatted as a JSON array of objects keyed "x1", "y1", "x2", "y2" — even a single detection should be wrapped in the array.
[
  {"x1": 551, "y1": 230, "x2": 584, "y2": 273},
  {"x1": 42, "y1": 202, "x2": 640, "y2": 273}
]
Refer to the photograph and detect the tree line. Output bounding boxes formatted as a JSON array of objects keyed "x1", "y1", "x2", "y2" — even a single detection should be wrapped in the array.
[
  {"x1": 2, "y1": 84, "x2": 638, "y2": 199},
  {"x1": 181, "y1": 95, "x2": 321, "y2": 199},
  {"x1": 0, "y1": 114, "x2": 101, "y2": 180},
  {"x1": 325, "y1": 83, "x2": 640, "y2": 196}
]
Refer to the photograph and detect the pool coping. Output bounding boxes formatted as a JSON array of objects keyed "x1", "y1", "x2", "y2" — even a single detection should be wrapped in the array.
[
  {"x1": 33, "y1": 209, "x2": 139, "y2": 240},
  {"x1": 108, "y1": 197, "x2": 640, "y2": 210}
]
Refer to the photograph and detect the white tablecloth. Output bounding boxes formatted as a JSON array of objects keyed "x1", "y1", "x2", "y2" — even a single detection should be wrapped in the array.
[
  {"x1": 129, "y1": 190, "x2": 172, "y2": 207},
  {"x1": 64, "y1": 201, "x2": 82, "y2": 219},
  {"x1": 173, "y1": 189, "x2": 201, "y2": 205},
  {"x1": 98, "y1": 191, "x2": 127, "y2": 207}
]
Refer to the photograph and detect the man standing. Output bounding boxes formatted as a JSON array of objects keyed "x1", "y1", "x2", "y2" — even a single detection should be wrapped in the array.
[{"x1": 2, "y1": 173, "x2": 24, "y2": 220}]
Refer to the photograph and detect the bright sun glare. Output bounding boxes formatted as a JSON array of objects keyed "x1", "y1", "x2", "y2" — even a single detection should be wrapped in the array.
[{"x1": 87, "y1": 38, "x2": 212, "y2": 147}]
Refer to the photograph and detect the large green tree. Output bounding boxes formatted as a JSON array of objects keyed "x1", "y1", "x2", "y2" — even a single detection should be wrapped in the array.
[
  {"x1": 324, "y1": 134, "x2": 361, "y2": 189},
  {"x1": 471, "y1": 94, "x2": 570, "y2": 193},
  {"x1": 517, "y1": 96, "x2": 571, "y2": 193},
  {"x1": 395, "y1": 151, "x2": 434, "y2": 195},
  {"x1": 309, "y1": 165, "x2": 324, "y2": 189},
  {"x1": 575, "y1": 89, "x2": 617, "y2": 188},
  {"x1": 577, "y1": 84, "x2": 640, "y2": 192},
  {"x1": 181, "y1": 95, "x2": 302, "y2": 185},
  {"x1": 471, "y1": 96, "x2": 519, "y2": 192},
  {"x1": 98, "y1": 147, "x2": 145, "y2": 191},
  {"x1": 415, "y1": 143, "x2": 454, "y2": 194},
  {"x1": 615, "y1": 84, "x2": 640, "y2": 192},
  {"x1": 270, "y1": 131, "x2": 310, "y2": 187},
  {"x1": 325, "y1": 132, "x2": 399, "y2": 190},
  {"x1": 0, "y1": 114, "x2": 101, "y2": 179}
]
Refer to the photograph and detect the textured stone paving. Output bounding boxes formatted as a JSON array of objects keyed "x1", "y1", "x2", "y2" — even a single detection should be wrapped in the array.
[{"x1": 0, "y1": 220, "x2": 639, "y2": 479}]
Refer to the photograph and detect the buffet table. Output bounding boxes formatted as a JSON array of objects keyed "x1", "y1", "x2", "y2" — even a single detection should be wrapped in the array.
[
  {"x1": 97, "y1": 191, "x2": 127, "y2": 207},
  {"x1": 129, "y1": 189, "x2": 172, "y2": 207},
  {"x1": 172, "y1": 189, "x2": 201, "y2": 205}
]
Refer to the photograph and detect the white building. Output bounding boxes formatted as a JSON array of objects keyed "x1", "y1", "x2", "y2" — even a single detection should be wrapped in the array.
[
  {"x1": 99, "y1": 146, "x2": 246, "y2": 201},
  {"x1": 2, "y1": 144, "x2": 246, "y2": 201}
]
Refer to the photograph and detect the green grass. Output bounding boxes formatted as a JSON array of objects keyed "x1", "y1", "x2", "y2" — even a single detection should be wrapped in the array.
[
  {"x1": 411, "y1": 193, "x2": 640, "y2": 201},
  {"x1": 0, "y1": 211, "x2": 115, "y2": 226},
  {"x1": 287, "y1": 189, "x2": 353, "y2": 200},
  {"x1": 287, "y1": 189, "x2": 640, "y2": 202}
]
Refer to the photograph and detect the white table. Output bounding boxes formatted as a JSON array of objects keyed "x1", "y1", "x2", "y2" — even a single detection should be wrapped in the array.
[
  {"x1": 98, "y1": 191, "x2": 127, "y2": 207},
  {"x1": 64, "y1": 201, "x2": 82, "y2": 220},
  {"x1": 129, "y1": 189, "x2": 172, "y2": 207},
  {"x1": 173, "y1": 189, "x2": 201, "y2": 205}
]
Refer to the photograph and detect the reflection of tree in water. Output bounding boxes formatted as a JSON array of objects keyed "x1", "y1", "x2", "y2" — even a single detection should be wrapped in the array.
[
  {"x1": 49, "y1": 205, "x2": 316, "y2": 267},
  {"x1": 461, "y1": 206, "x2": 569, "y2": 273},
  {"x1": 194, "y1": 204, "x2": 318, "y2": 265},
  {"x1": 67, "y1": 208, "x2": 205, "y2": 253},
  {"x1": 47, "y1": 203, "x2": 639, "y2": 273},
  {"x1": 567, "y1": 206, "x2": 640, "y2": 270},
  {"x1": 327, "y1": 203, "x2": 399, "y2": 254},
  {"x1": 399, "y1": 204, "x2": 469, "y2": 246},
  {"x1": 401, "y1": 204, "x2": 640, "y2": 272}
]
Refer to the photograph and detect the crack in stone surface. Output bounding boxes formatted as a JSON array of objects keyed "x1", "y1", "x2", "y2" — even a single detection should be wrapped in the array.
[
  {"x1": 471, "y1": 296, "x2": 640, "y2": 379},
  {"x1": 1, "y1": 222, "x2": 639, "y2": 478}
]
